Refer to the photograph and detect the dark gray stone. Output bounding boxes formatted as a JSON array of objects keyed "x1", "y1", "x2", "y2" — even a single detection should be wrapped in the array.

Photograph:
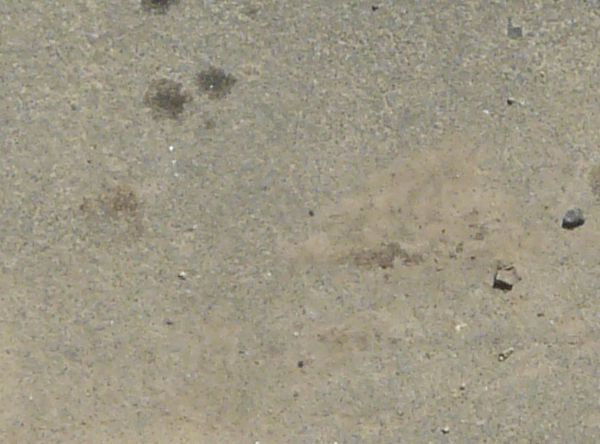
[{"x1": 562, "y1": 208, "x2": 585, "y2": 230}]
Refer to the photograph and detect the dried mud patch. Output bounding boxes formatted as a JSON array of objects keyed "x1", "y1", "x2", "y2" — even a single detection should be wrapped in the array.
[
  {"x1": 350, "y1": 242, "x2": 423, "y2": 269},
  {"x1": 284, "y1": 132, "x2": 551, "y2": 274}
]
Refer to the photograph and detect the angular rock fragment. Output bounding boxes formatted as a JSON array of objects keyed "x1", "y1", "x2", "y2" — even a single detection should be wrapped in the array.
[{"x1": 493, "y1": 264, "x2": 520, "y2": 291}]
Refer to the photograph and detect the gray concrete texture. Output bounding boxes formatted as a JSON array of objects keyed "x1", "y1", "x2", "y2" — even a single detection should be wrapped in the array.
[{"x1": 2, "y1": 0, "x2": 600, "y2": 442}]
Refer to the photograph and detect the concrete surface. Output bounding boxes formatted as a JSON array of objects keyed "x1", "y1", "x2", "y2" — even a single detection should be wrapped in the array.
[{"x1": 3, "y1": 1, "x2": 600, "y2": 442}]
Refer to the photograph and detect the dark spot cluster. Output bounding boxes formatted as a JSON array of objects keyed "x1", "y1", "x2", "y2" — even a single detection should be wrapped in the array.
[
  {"x1": 144, "y1": 78, "x2": 191, "y2": 119},
  {"x1": 78, "y1": 182, "x2": 143, "y2": 240},
  {"x1": 80, "y1": 183, "x2": 140, "y2": 219},
  {"x1": 139, "y1": 1, "x2": 237, "y2": 120},
  {"x1": 106, "y1": 184, "x2": 139, "y2": 215},
  {"x1": 196, "y1": 66, "x2": 238, "y2": 100},
  {"x1": 144, "y1": 67, "x2": 237, "y2": 120}
]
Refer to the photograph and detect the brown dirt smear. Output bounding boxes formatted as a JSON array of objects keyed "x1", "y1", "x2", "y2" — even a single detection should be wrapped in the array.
[{"x1": 284, "y1": 130, "x2": 549, "y2": 273}]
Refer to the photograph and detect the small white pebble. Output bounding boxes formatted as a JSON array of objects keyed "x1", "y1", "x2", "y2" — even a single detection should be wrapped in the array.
[{"x1": 455, "y1": 322, "x2": 467, "y2": 332}]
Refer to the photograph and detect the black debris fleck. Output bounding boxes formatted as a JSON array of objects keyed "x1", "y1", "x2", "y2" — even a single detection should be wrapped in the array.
[{"x1": 498, "y1": 347, "x2": 514, "y2": 362}]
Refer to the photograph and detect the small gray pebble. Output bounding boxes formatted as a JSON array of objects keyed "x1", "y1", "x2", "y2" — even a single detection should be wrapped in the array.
[
  {"x1": 507, "y1": 18, "x2": 523, "y2": 39},
  {"x1": 562, "y1": 208, "x2": 585, "y2": 230}
]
